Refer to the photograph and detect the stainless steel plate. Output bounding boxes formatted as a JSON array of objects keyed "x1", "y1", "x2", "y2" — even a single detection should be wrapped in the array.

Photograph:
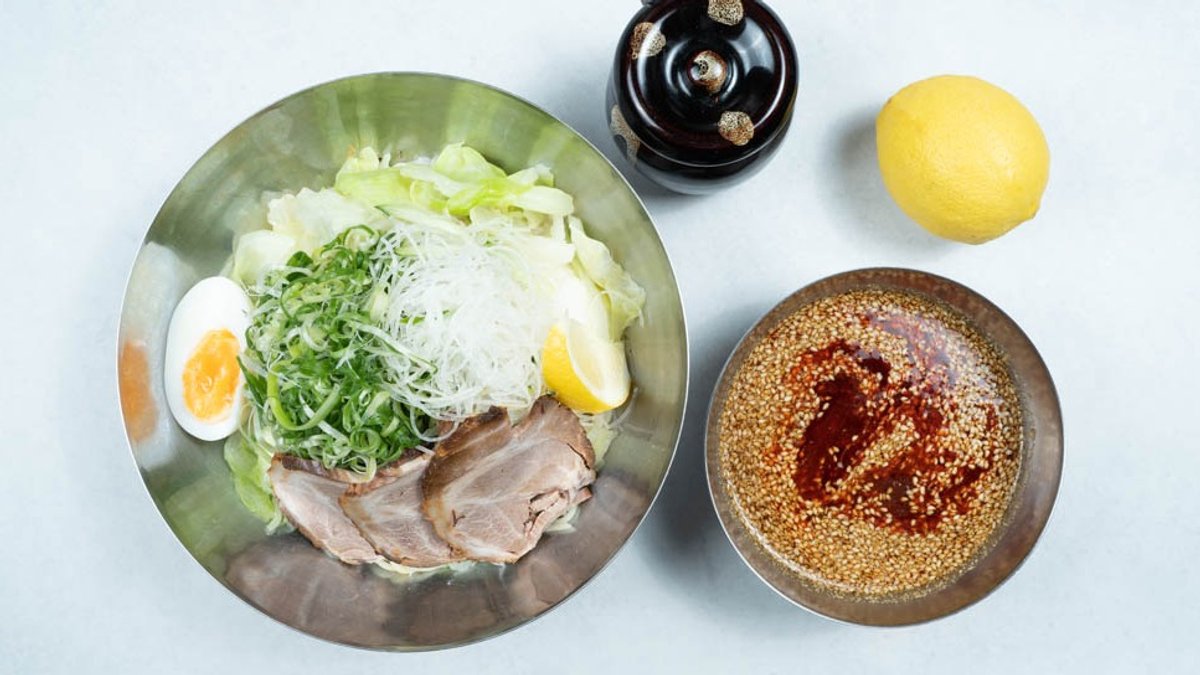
[{"x1": 117, "y1": 73, "x2": 688, "y2": 649}]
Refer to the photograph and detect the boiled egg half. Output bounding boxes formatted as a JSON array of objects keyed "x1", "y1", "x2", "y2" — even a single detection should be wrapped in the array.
[{"x1": 164, "y1": 276, "x2": 251, "y2": 441}]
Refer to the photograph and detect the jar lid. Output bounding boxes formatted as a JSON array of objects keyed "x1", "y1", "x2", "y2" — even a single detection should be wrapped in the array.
[{"x1": 611, "y1": 0, "x2": 798, "y2": 167}]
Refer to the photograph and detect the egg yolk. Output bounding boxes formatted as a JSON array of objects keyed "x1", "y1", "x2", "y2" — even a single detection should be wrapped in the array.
[{"x1": 182, "y1": 329, "x2": 241, "y2": 420}]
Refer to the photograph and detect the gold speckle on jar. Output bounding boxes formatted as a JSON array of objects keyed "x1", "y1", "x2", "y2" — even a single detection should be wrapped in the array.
[
  {"x1": 708, "y1": 0, "x2": 744, "y2": 26},
  {"x1": 718, "y1": 111, "x2": 754, "y2": 146},
  {"x1": 629, "y1": 22, "x2": 666, "y2": 59},
  {"x1": 610, "y1": 105, "x2": 641, "y2": 162}
]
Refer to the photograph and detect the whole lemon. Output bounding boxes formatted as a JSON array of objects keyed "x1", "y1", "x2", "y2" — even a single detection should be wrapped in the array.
[{"x1": 875, "y1": 75, "x2": 1049, "y2": 244}]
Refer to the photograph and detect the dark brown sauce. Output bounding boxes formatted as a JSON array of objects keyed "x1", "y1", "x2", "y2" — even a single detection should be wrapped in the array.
[{"x1": 770, "y1": 310, "x2": 999, "y2": 535}]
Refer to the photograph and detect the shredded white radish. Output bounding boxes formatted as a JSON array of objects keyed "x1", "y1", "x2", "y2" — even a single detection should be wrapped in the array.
[{"x1": 370, "y1": 207, "x2": 569, "y2": 431}]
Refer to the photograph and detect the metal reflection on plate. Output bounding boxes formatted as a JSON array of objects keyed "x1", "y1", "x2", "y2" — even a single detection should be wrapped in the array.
[{"x1": 118, "y1": 73, "x2": 689, "y2": 650}]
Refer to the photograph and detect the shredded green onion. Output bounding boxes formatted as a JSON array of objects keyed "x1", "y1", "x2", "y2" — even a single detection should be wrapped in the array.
[{"x1": 240, "y1": 226, "x2": 429, "y2": 474}]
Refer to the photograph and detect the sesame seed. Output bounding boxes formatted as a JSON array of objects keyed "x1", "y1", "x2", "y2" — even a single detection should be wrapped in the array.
[{"x1": 718, "y1": 289, "x2": 1022, "y2": 599}]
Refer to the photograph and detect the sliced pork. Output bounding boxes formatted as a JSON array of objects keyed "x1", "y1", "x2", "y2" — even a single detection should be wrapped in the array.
[
  {"x1": 339, "y1": 453, "x2": 464, "y2": 568},
  {"x1": 422, "y1": 396, "x2": 596, "y2": 563},
  {"x1": 267, "y1": 455, "x2": 379, "y2": 565}
]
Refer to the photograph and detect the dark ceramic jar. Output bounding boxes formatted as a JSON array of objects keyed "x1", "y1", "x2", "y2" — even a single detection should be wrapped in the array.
[{"x1": 607, "y1": 0, "x2": 798, "y2": 194}]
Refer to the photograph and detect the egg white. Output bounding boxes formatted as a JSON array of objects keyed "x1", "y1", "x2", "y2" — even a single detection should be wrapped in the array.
[{"x1": 163, "y1": 276, "x2": 251, "y2": 441}]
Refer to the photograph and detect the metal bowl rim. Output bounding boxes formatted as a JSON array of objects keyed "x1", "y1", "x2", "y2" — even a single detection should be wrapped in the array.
[
  {"x1": 703, "y1": 266, "x2": 1063, "y2": 626},
  {"x1": 116, "y1": 70, "x2": 690, "y2": 651}
]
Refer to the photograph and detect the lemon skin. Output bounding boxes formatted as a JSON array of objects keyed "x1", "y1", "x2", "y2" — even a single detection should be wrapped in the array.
[{"x1": 876, "y1": 75, "x2": 1050, "y2": 244}]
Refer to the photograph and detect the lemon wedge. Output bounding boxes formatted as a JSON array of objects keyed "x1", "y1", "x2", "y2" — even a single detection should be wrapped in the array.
[{"x1": 541, "y1": 321, "x2": 630, "y2": 414}]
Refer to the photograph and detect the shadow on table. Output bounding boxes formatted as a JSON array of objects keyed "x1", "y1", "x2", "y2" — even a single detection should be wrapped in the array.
[
  {"x1": 821, "y1": 107, "x2": 954, "y2": 257},
  {"x1": 636, "y1": 301, "x2": 837, "y2": 636}
]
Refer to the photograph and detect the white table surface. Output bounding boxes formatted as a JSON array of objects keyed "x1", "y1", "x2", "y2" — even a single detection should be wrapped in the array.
[{"x1": 3, "y1": 1, "x2": 1197, "y2": 671}]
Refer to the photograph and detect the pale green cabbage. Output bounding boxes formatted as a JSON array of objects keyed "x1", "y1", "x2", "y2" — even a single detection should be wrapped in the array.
[
  {"x1": 223, "y1": 144, "x2": 643, "y2": 530},
  {"x1": 223, "y1": 433, "x2": 287, "y2": 531},
  {"x1": 568, "y1": 217, "x2": 646, "y2": 338}
]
